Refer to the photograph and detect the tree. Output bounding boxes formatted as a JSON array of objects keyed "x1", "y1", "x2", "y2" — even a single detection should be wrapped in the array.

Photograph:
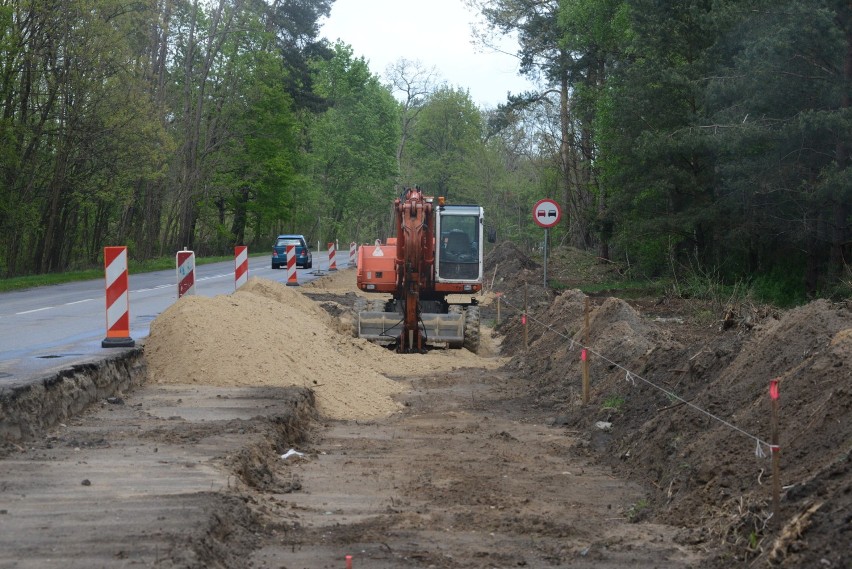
[
  {"x1": 467, "y1": 0, "x2": 595, "y2": 248},
  {"x1": 598, "y1": 0, "x2": 724, "y2": 276},
  {"x1": 308, "y1": 43, "x2": 401, "y2": 243},
  {"x1": 706, "y1": 0, "x2": 851, "y2": 294},
  {"x1": 0, "y1": 0, "x2": 169, "y2": 274},
  {"x1": 262, "y1": 0, "x2": 335, "y2": 111},
  {"x1": 206, "y1": 48, "x2": 301, "y2": 250},
  {"x1": 385, "y1": 58, "x2": 439, "y2": 185},
  {"x1": 558, "y1": 0, "x2": 630, "y2": 260},
  {"x1": 406, "y1": 86, "x2": 483, "y2": 202}
]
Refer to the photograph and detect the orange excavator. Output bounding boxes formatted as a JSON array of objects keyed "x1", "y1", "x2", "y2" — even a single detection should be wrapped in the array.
[{"x1": 355, "y1": 187, "x2": 484, "y2": 353}]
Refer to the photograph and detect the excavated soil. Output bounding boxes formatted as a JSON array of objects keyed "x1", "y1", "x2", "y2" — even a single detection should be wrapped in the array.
[
  {"x1": 1, "y1": 244, "x2": 848, "y2": 568},
  {"x1": 144, "y1": 276, "x2": 500, "y2": 421},
  {"x1": 488, "y1": 242, "x2": 851, "y2": 568}
]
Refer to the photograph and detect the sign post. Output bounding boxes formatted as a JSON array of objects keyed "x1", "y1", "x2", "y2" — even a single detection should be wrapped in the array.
[{"x1": 532, "y1": 198, "x2": 562, "y2": 288}]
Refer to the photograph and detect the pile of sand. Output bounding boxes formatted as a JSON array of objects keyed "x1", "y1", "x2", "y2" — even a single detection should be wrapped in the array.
[{"x1": 145, "y1": 276, "x2": 502, "y2": 420}]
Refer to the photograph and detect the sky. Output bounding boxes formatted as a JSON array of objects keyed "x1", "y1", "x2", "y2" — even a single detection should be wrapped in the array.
[{"x1": 319, "y1": 0, "x2": 537, "y2": 108}]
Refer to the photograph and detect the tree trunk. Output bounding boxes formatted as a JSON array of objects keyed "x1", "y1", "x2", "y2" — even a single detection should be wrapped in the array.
[
  {"x1": 559, "y1": 73, "x2": 572, "y2": 241},
  {"x1": 230, "y1": 187, "x2": 249, "y2": 246},
  {"x1": 830, "y1": 19, "x2": 851, "y2": 272}
]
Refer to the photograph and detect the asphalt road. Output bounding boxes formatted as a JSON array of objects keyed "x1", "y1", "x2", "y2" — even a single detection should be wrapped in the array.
[{"x1": 0, "y1": 252, "x2": 348, "y2": 386}]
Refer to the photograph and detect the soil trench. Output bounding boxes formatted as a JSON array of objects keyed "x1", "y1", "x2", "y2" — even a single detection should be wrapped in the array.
[
  {"x1": 0, "y1": 384, "x2": 315, "y2": 569},
  {"x1": 250, "y1": 368, "x2": 702, "y2": 568}
]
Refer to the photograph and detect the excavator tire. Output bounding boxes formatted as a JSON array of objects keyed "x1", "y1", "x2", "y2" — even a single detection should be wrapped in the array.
[{"x1": 463, "y1": 306, "x2": 480, "y2": 353}]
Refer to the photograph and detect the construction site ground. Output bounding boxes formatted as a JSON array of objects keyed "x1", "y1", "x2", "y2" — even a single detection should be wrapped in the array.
[{"x1": 0, "y1": 244, "x2": 849, "y2": 568}]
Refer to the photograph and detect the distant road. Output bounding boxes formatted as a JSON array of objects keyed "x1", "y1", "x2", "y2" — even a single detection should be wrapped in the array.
[{"x1": 0, "y1": 253, "x2": 344, "y2": 385}]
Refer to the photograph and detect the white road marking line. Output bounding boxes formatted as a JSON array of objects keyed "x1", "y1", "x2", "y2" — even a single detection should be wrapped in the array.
[
  {"x1": 16, "y1": 306, "x2": 54, "y2": 315},
  {"x1": 198, "y1": 273, "x2": 231, "y2": 281},
  {"x1": 65, "y1": 299, "x2": 95, "y2": 305}
]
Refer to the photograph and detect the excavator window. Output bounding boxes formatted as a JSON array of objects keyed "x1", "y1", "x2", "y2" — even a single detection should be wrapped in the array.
[
  {"x1": 445, "y1": 230, "x2": 474, "y2": 256},
  {"x1": 438, "y1": 215, "x2": 480, "y2": 280}
]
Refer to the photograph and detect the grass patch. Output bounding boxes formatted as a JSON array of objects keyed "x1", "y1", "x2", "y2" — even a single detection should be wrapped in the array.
[
  {"x1": 0, "y1": 253, "x2": 259, "y2": 293},
  {"x1": 550, "y1": 279, "x2": 669, "y2": 299},
  {"x1": 0, "y1": 269, "x2": 105, "y2": 292},
  {"x1": 601, "y1": 394, "x2": 626, "y2": 412},
  {"x1": 627, "y1": 498, "x2": 650, "y2": 522},
  {"x1": 581, "y1": 279, "x2": 667, "y2": 294}
]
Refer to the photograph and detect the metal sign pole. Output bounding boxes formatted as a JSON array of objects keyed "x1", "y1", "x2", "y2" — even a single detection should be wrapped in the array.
[
  {"x1": 532, "y1": 198, "x2": 561, "y2": 290},
  {"x1": 543, "y1": 228, "x2": 548, "y2": 288}
]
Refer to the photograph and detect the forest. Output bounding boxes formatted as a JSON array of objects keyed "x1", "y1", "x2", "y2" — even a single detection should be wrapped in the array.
[{"x1": 0, "y1": 0, "x2": 849, "y2": 304}]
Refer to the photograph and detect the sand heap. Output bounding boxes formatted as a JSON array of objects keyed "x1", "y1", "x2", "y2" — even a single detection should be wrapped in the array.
[{"x1": 145, "y1": 276, "x2": 502, "y2": 420}]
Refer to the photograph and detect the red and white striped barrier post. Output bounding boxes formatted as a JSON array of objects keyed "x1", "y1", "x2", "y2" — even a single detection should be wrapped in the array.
[
  {"x1": 285, "y1": 244, "x2": 299, "y2": 286},
  {"x1": 176, "y1": 248, "x2": 196, "y2": 298},
  {"x1": 349, "y1": 242, "x2": 357, "y2": 267},
  {"x1": 328, "y1": 242, "x2": 337, "y2": 271},
  {"x1": 101, "y1": 246, "x2": 135, "y2": 348},
  {"x1": 234, "y1": 245, "x2": 248, "y2": 290}
]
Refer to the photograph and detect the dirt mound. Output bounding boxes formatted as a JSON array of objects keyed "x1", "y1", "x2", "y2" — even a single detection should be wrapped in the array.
[
  {"x1": 501, "y1": 265, "x2": 851, "y2": 568},
  {"x1": 652, "y1": 301, "x2": 852, "y2": 567},
  {"x1": 484, "y1": 240, "x2": 539, "y2": 276},
  {"x1": 144, "y1": 277, "x2": 404, "y2": 421},
  {"x1": 500, "y1": 289, "x2": 683, "y2": 406},
  {"x1": 145, "y1": 276, "x2": 503, "y2": 421}
]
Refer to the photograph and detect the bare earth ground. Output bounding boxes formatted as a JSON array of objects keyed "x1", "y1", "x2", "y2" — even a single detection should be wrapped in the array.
[
  {"x1": 248, "y1": 368, "x2": 701, "y2": 568},
  {"x1": 1, "y1": 246, "x2": 849, "y2": 568}
]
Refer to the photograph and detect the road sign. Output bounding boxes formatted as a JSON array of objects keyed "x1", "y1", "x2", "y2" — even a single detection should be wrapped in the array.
[
  {"x1": 102, "y1": 246, "x2": 134, "y2": 348},
  {"x1": 234, "y1": 246, "x2": 248, "y2": 290},
  {"x1": 533, "y1": 198, "x2": 561, "y2": 228},
  {"x1": 176, "y1": 249, "x2": 196, "y2": 297}
]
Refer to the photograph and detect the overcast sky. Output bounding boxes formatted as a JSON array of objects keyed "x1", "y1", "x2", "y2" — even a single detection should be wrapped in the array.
[{"x1": 319, "y1": 0, "x2": 537, "y2": 108}]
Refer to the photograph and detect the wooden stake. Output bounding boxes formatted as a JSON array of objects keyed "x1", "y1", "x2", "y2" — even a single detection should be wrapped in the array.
[
  {"x1": 496, "y1": 293, "x2": 502, "y2": 324},
  {"x1": 582, "y1": 297, "x2": 590, "y2": 404},
  {"x1": 770, "y1": 378, "x2": 781, "y2": 527}
]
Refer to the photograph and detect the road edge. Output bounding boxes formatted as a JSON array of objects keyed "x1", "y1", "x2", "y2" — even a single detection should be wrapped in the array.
[{"x1": 0, "y1": 347, "x2": 144, "y2": 441}]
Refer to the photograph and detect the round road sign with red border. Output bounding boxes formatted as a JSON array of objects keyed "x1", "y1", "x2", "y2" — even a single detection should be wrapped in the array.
[{"x1": 533, "y1": 198, "x2": 562, "y2": 228}]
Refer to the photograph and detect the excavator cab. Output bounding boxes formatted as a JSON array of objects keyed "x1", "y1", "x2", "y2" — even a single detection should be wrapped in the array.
[{"x1": 436, "y1": 205, "x2": 483, "y2": 283}]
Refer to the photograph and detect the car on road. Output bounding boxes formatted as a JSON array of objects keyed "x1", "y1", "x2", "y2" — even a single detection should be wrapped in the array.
[{"x1": 272, "y1": 234, "x2": 313, "y2": 269}]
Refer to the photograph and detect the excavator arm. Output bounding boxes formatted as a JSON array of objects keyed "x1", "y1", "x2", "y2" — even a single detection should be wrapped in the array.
[{"x1": 395, "y1": 188, "x2": 434, "y2": 352}]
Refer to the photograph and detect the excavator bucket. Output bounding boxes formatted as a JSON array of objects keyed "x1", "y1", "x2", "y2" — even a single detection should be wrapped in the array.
[
  {"x1": 357, "y1": 311, "x2": 401, "y2": 343},
  {"x1": 357, "y1": 311, "x2": 464, "y2": 347},
  {"x1": 419, "y1": 312, "x2": 464, "y2": 347}
]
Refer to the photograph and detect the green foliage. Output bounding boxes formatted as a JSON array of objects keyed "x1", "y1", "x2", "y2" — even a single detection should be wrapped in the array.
[
  {"x1": 749, "y1": 270, "x2": 808, "y2": 308},
  {"x1": 601, "y1": 394, "x2": 626, "y2": 411},
  {"x1": 591, "y1": 0, "x2": 850, "y2": 301},
  {"x1": 307, "y1": 43, "x2": 401, "y2": 243},
  {"x1": 1, "y1": 0, "x2": 847, "y2": 305},
  {"x1": 406, "y1": 86, "x2": 484, "y2": 201},
  {"x1": 669, "y1": 257, "x2": 808, "y2": 308},
  {"x1": 626, "y1": 498, "x2": 650, "y2": 522},
  {"x1": 205, "y1": 45, "x2": 302, "y2": 248}
]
